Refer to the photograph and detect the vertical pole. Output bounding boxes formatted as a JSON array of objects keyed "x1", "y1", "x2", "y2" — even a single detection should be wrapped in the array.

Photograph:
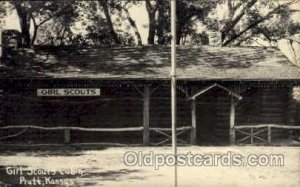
[
  {"x1": 288, "y1": 87, "x2": 296, "y2": 126},
  {"x1": 190, "y1": 99, "x2": 197, "y2": 144},
  {"x1": 230, "y1": 96, "x2": 235, "y2": 145},
  {"x1": 250, "y1": 129, "x2": 254, "y2": 144},
  {"x1": 143, "y1": 85, "x2": 150, "y2": 145},
  {"x1": 64, "y1": 128, "x2": 70, "y2": 144},
  {"x1": 268, "y1": 126, "x2": 271, "y2": 144},
  {"x1": 170, "y1": 0, "x2": 177, "y2": 187}
]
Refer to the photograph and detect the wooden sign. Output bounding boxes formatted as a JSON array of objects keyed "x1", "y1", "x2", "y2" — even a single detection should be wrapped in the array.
[{"x1": 37, "y1": 88, "x2": 100, "y2": 97}]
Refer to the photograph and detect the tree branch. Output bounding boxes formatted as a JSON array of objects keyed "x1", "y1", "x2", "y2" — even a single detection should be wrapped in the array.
[
  {"x1": 285, "y1": 37, "x2": 300, "y2": 45},
  {"x1": 30, "y1": 14, "x2": 38, "y2": 46},
  {"x1": 223, "y1": 0, "x2": 300, "y2": 46},
  {"x1": 115, "y1": 3, "x2": 143, "y2": 45},
  {"x1": 222, "y1": 0, "x2": 258, "y2": 41},
  {"x1": 98, "y1": 0, "x2": 121, "y2": 44},
  {"x1": 36, "y1": 3, "x2": 73, "y2": 27},
  {"x1": 145, "y1": 0, "x2": 158, "y2": 13}
]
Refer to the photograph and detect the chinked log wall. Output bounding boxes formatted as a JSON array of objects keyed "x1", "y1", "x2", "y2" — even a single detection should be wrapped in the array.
[
  {"x1": 0, "y1": 81, "x2": 190, "y2": 144},
  {"x1": 236, "y1": 87, "x2": 289, "y2": 124},
  {"x1": 0, "y1": 79, "x2": 297, "y2": 145}
]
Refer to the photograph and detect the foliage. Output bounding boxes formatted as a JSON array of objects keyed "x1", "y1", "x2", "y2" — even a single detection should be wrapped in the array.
[
  {"x1": 80, "y1": 1, "x2": 135, "y2": 46},
  {"x1": 7, "y1": 1, "x2": 79, "y2": 47},
  {"x1": 3, "y1": 0, "x2": 300, "y2": 47},
  {"x1": 204, "y1": 0, "x2": 300, "y2": 46}
]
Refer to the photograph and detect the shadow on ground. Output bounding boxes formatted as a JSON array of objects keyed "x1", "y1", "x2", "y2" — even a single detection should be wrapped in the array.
[{"x1": 0, "y1": 146, "x2": 108, "y2": 156}]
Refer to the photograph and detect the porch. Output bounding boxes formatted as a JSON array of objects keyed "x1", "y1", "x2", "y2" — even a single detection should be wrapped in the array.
[{"x1": 1, "y1": 79, "x2": 300, "y2": 146}]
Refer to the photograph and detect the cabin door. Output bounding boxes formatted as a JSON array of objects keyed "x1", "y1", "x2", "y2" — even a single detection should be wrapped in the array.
[{"x1": 190, "y1": 84, "x2": 241, "y2": 146}]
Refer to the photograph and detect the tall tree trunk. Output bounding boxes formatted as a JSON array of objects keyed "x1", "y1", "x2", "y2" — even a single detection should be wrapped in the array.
[
  {"x1": 145, "y1": 0, "x2": 157, "y2": 45},
  {"x1": 147, "y1": 12, "x2": 156, "y2": 45},
  {"x1": 21, "y1": 17, "x2": 31, "y2": 47},
  {"x1": 98, "y1": 0, "x2": 121, "y2": 45},
  {"x1": 157, "y1": 0, "x2": 166, "y2": 44},
  {"x1": 122, "y1": 7, "x2": 142, "y2": 45},
  {"x1": 14, "y1": 3, "x2": 31, "y2": 47}
]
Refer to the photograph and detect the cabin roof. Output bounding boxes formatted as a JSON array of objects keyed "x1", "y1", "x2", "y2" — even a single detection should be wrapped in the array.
[{"x1": 1, "y1": 45, "x2": 300, "y2": 80}]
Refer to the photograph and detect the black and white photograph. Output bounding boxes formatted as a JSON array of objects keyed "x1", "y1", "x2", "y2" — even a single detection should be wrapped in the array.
[{"x1": 0, "y1": 0, "x2": 300, "y2": 186}]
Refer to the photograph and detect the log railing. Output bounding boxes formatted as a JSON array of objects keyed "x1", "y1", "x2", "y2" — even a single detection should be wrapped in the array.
[
  {"x1": 0, "y1": 125, "x2": 144, "y2": 132},
  {"x1": 0, "y1": 125, "x2": 144, "y2": 144},
  {"x1": 150, "y1": 126, "x2": 192, "y2": 146},
  {"x1": 234, "y1": 124, "x2": 300, "y2": 145},
  {"x1": 0, "y1": 125, "x2": 192, "y2": 146}
]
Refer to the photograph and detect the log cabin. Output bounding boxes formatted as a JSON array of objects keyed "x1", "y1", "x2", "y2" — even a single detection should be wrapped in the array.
[{"x1": 1, "y1": 45, "x2": 300, "y2": 146}]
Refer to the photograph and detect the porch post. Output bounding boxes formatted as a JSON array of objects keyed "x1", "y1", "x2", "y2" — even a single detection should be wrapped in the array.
[
  {"x1": 268, "y1": 126, "x2": 272, "y2": 144},
  {"x1": 230, "y1": 96, "x2": 235, "y2": 145},
  {"x1": 288, "y1": 87, "x2": 296, "y2": 126},
  {"x1": 143, "y1": 85, "x2": 150, "y2": 145},
  {"x1": 190, "y1": 99, "x2": 197, "y2": 144}
]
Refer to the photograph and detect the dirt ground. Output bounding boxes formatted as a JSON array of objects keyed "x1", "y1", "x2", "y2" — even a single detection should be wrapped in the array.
[{"x1": 0, "y1": 146, "x2": 299, "y2": 187}]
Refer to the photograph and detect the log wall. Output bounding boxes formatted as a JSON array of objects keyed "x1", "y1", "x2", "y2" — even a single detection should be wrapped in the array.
[{"x1": 0, "y1": 80, "x2": 296, "y2": 145}]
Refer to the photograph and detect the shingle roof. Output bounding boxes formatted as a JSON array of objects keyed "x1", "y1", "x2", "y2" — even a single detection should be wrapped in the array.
[{"x1": 1, "y1": 45, "x2": 300, "y2": 80}]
